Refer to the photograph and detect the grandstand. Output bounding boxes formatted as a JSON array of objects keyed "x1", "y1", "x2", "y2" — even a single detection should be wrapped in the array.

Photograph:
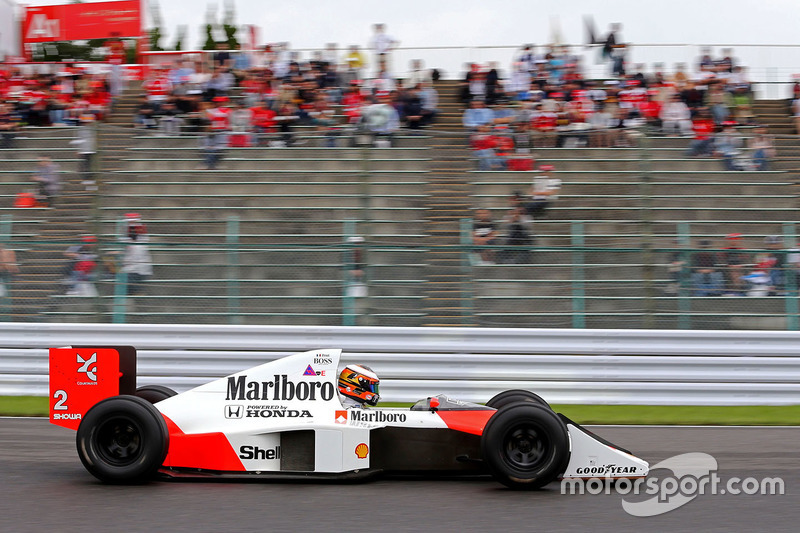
[{"x1": 1, "y1": 79, "x2": 798, "y2": 329}]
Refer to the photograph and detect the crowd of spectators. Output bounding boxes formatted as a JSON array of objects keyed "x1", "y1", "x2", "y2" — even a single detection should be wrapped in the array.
[
  {"x1": 0, "y1": 66, "x2": 113, "y2": 132},
  {"x1": 461, "y1": 44, "x2": 777, "y2": 173},
  {"x1": 677, "y1": 233, "x2": 791, "y2": 297},
  {"x1": 132, "y1": 39, "x2": 439, "y2": 156}
]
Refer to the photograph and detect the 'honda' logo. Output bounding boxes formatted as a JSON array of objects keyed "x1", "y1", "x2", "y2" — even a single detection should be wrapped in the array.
[
  {"x1": 77, "y1": 353, "x2": 97, "y2": 382},
  {"x1": 225, "y1": 405, "x2": 243, "y2": 419}
]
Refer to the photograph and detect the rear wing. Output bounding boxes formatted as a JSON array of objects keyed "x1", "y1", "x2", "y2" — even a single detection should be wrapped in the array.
[{"x1": 49, "y1": 346, "x2": 137, "y2": 430}]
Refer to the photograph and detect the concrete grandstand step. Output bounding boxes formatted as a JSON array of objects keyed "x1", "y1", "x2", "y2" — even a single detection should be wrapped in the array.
[
  {"x1": 111, "y1": 169, "x2": 429, "y2": 180},
  {"x1": 105, "y1": 181, "x2": 427, "y2": 195},
  {"x1": 126, "y1": 146, "x2": 431, "y2": 159},
  {"x1": 120, "y1": 157, "x2": 430, "y2": 172},
  {"x1": 99, "y1": 205, "x2": 426, "y2": 222},
  {"x1": 129, "y1": 134, "x2": 432, "y2": 149}
]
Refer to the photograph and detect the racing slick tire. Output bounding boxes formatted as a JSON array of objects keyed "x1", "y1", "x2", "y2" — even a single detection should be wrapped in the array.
[
  {"x1": 135, "y1": 385, "x2": 177, "y2": 404},
  {"x1": 76, "y1": 395, "x2": 169, "y2": 484},
  {"x1": 481, "y1": 402, "x2": 569, "y2": 490},
  {"x1": 486, "y1": 389, "x2": 551, "y2": 411}
]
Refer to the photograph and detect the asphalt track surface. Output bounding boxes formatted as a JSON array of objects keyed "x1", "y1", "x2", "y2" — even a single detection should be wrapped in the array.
[{"x1": 1, "y1": 419, "x2": 796, "y2": 533}]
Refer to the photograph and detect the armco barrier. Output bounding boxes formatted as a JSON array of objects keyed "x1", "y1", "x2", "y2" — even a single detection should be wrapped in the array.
[{"x1": 1, "y1": 324, "x2": 799, "y2": 405}]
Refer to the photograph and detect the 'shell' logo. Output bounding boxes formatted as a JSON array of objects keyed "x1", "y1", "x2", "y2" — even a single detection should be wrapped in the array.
[
  {"x1": 76, "y1": 353, "x2": 97, "y2": 382},
  {"x1": 355, "y1": 443, "x2": 369, "y2": 459}
]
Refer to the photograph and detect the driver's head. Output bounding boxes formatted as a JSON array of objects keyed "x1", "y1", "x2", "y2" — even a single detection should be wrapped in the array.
[{"x1": 338, "y1": 364, "x2": 380, "y2": 406}]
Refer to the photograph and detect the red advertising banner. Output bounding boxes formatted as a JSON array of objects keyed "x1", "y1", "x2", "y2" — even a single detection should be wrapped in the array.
[{"x1": 23, "y1": 0, "x2": 142, "y2": 44}]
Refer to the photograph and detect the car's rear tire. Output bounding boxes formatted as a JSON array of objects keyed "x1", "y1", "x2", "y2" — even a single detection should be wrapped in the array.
[
  {"x1": 481, "y1": 402, "x2": 569, "y2": 490},
  {"x1": 76, "y1": 395, "x2": 169, "y2": 484},
  {"x1": 135, "y1": 385, "x2": 177, "y2": 404},
  {"x1": 486, "y1": 389, "x2": 551, "y2": 411}
]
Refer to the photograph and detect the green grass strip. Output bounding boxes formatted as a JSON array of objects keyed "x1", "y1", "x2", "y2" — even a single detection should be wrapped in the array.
[{"x1": 3, "y1": 397, "x2": 798, "y2": 425}]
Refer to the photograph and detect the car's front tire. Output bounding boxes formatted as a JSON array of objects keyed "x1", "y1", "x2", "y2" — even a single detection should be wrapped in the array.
[
  {"x1": 76, "y1": 395, "x2": 169, "y2": 484},
  {"x1": 486, "y1": 389, "x2": 551, "y2": 411},
  {"x1": 481, "y1": 402, "x2": 569, "y2": 490}
]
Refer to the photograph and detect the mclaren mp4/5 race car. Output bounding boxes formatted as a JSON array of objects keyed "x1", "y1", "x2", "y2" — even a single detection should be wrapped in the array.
[{"x1": 49, "y1": 346, "x2": 649, "y2": 489}]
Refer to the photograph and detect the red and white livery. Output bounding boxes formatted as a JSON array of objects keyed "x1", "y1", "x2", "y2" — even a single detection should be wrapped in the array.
[{"x1": 50, "y1": 346, "x2": 649, "y2": 489}]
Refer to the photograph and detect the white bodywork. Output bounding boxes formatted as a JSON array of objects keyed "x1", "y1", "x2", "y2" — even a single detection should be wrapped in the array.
[{"x1": 155, "y1": 348, "x2": 648, "y2": 479}]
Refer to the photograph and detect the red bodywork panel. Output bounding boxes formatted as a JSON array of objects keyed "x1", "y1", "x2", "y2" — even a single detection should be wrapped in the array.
[
  {"x1": 49, "y1": 348, "x2": 121, "y2": 430},
  {"x1": 436, "y1": 410, "x2": 496, "y2": 436},
  {"x1": 161, "y1": 416, "x2": 245, "y2": 471}
]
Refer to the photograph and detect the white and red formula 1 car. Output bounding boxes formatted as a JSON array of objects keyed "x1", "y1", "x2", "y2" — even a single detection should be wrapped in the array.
[{"x1": 50, "y1": 346, "x2": 648, "y2": 489}]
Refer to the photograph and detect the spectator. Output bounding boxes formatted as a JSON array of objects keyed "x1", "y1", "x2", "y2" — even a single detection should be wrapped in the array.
[
  {"x1": 370, "y1": 23, "x2": 399, "y2": 75},
  {"x1": 0, "y1": 243, "x2": 18, "y2": 309},
  {"x1": 418, "y1": 82, "x2": 438, "y2": 127},
  {"x1": 691, "y1": 239, "x2": 724, "y2": 296},
  {"x1": 212, "y1": 42, "x2": 233, "y2": 70},
  {"x1": 472, "y1": 208, "x2": 499, "y2": 264},
  {"x1": 603, "y1": 23, "x2": 626, "y2": 77},
  {"x1": 498, "y1": 198, "x2": 533, "y2": 264},
  {"x1": 157, "y1": 101, "x2": 181, "y2": 135},
  {"x1": 705, "y1": 83, "x2": 730, "y2": 125},
  {"x1": 309, "y1": 94, "x2": 339, "y2": 146},
  {"x1": 665, "y1": 239, "x2": 688, "y2": 295},
  {"x1": 251, "y1": 99, "x2": 277, "y2": 146},
  {"x1": 588, "y1": 101, "x2": 613, "y2": 147},
  {"x1": 793, "y1": 95, "x2": 800, "y2": 135},
  {"x1": 763, "y1": 235, "x2": 786, "y2": 294},
  {"x1": 470, "y1": 125, "x2": 505, "y2": 170},
  {"x1": 344, "y1": 45, "x2": 367, "y2": 84},
  {"x1": 525, "y1": 165, "x2": 561, "y2": 217},
  {"x1": 228, "y1": 100, "x2": 254, "y2": 147},
  {"x1": 274, "y1": 100, "x2": 301, "y2": 147},
  {"x1": 360, "y1": 93, "x2": 400, "y2": 146},
  {"x1": 0, "y1": 103, "x2": 21, "y2": 149},
  {"x1": 462, "y1": 99, "x2": 494, "y2": 131},
  {"x1": 405, "y1": 59, "x2": 431, "y2": 89},
  {"x1": 31, "y1": 156, "x2": 61, "y2": 207},
  {"x1": 714, "y1": 121, "x2": 744, "y2": 170},
  {"x1": 402, "y1": 86, "x2": 424, "y2": 131},
  {"x1": 718, "y1": 233, "x2": 749, "y2": 296},
  {"x1": 748, "y1": 125, "x2": 776, "y2": 170},
  {"x1": 491, "y1": 98, "x2": 515, "y2": 129},
  {"x1": 71, "y1": 114, "x2": 97, "y2": 190},
  {"x1": 202, "y1": 96, "x2": 230, "y2": 169},
  {"x1": 660, "y1": 94, "x2": 693, "y2": 136},
  {"x1": 142, "y1": 66, "x2": 172, "y2": 112},
  {"x1": 685, "y1": 108, "x2": 716, "y2": 157},
  {"x1": 120, "y1": 214, "x2": 153, "y2": 296},
  {"x1": 730, "y1": 86, "x2": 754, "y2": 124},
  {"x1": 485, "y1": 62, "x2": 503, "y2": 105},
  {"x1": 63, "y1": 235, "x2": 99, "y2": 296}
]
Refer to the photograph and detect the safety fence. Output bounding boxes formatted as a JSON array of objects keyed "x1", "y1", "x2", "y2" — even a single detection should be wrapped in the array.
[
  {"x1": 1, "y1": 124, "x2": 799, "y2": 329},
  {"x1": 1, "y1": 324, "x2": 799, "y2": 404}
]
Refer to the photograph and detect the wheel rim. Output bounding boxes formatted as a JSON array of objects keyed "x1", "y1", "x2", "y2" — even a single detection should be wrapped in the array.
[
  {"x1": 95, "y1": 416, "x2": 143, "y2": 466},
  {"x1": 502, "y1": 424, "x2": 548, "y2": 469}
]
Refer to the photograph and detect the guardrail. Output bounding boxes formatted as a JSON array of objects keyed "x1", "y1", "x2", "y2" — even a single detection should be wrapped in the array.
[{"x1": 1, "y1": 324, "x2": 799, "y2": 405}]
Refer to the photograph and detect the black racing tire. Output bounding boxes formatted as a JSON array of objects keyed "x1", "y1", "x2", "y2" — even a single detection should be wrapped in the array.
[
  {"x1": 76, "y1": 395, "x2": 169, "y2": 484},
  {"x1": 481, "y1": 402, "x2": 570, "y2": 490},
  {"x1": 486, "y1": 389, "x2": 551, "y2": 411},
  {"x1": 135, "y1": 385, "x2": 177, "y2": 404}
]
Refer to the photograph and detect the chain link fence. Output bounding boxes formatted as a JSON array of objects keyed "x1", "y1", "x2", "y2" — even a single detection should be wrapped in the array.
[{"x1": 0, "y1": 122, "x2": 798, "y2": 329}]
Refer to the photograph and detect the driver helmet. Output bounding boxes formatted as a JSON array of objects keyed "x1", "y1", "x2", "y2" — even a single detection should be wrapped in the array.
[{"x1": 338, "y1": 364, "x2": 380, "y2": 406}]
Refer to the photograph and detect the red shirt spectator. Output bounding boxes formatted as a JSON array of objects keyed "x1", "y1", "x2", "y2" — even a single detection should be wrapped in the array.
[
  {"x1": 692, "y1": 117, "x2": 715, "y2": 140},
  {"x1": 251, "y1": 105, "x2": 276, "y2": 131}
]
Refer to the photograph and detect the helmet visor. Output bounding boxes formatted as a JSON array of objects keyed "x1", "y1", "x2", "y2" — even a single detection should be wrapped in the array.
[{"x1": 358, "y1": 377, "x2": 379, "y2": 396}]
